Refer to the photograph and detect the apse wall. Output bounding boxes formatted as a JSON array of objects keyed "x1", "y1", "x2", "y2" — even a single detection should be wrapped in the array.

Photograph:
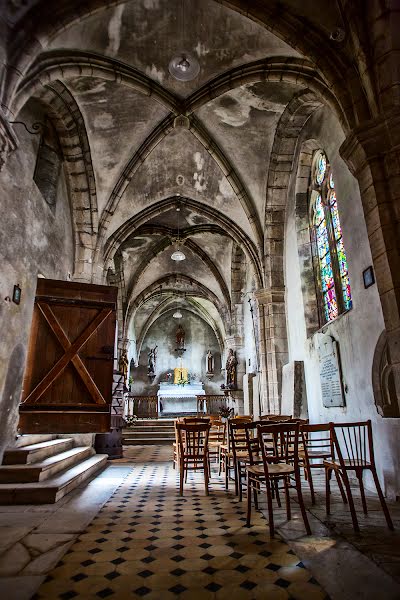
[
  {"x1": 0, "y1": 103, "x2": 74, "y2": 459},
  {"x1": 131, "y1": 309, "x2": 223, "y2": 395},
  {"x1": 284, "y1": 105, "x2": 400, "y2": 498}
]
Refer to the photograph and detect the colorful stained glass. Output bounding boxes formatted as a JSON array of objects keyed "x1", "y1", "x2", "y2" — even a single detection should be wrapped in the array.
[
  {"x1": 336, "y1": 237, "x2": 348, "y2": 277},
  {"x1": 316, "y1": 153, "x2": 327, "y2": 185},
  {"x1": 314, "y1": 194, "x2": 324, "y2": 226},
  {"x1": 323, "y1": 287, "x2": 338, "y2": 322},
  {"x1": 316, "y1": 221, "x2": 329, "y2": 259},
  {"x1": 341, "y1": 273, "x2": 352, "y2": 310},
  {"x1": 329, "y1": 172, "x2": 334, "y2": 189},
  {"x1": 320, "y1": 254, "x2": 334, "y2": 291},
  {"x1": 329, "y1": 193, "x2": 342, "y2": 240}
]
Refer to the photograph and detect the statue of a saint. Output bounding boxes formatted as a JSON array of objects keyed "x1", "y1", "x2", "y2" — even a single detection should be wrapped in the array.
[
  {"x1": 206, "y1": 350, "x2": 214, "y2": 374},
  {"x1": 148, "y1": 345, "x2": 158, "y2": 375},
  {"x1": 225, "y1": 348, "x2": 237, "y2": 389},
  {"x1": 176, "y1": 324, "x2": 185, "y2": 349},
  {"x1": 119, "y1": 350, "x2": 129, "y2": 384}
]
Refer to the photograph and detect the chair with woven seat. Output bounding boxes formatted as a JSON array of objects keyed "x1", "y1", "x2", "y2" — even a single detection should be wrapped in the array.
[
  {"x1": 324, "y1": 420, "x2": 394, "y2": 531},
  {"x1": 299, "y1": 422, "x2": 347, "y2": 505},
  {"x1": 221, "y1": 416, "x2": 253, "y2": 495},
  {"x1": 173, "y1": 417, "x2": 210, "y2": 470},
  {"x1": 176, "y1": 421, "x2": 211, "y2": 496},
  {"x1": 208, "y1": 419, "x2": 226, "y2": 470},
  {"x1": 246, "y1": 421, "x2": 311, "y2": 538}
]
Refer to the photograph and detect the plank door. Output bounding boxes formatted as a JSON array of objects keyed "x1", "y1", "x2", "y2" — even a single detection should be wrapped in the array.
[{"x1": 19, "y1": 279, "x2": 118, "y2": 433}]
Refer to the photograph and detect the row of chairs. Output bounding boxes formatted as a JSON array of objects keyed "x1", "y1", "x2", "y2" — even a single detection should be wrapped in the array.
[{"x1": 172, "y1": 415, "x2": 394, "y2": 536}]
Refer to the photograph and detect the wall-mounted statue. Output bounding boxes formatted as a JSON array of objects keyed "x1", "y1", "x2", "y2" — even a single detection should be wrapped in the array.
[
  {"x1": 226, "y1": 348, "x2": 238, "y2": 389},
  {"x1": 118, "y1": 349, "x2": 129, "y2": 385},
  {"x1": 148, "y1": 345, "x2": 158, "y2": 376},
  {"x1": 206, "y1": 350, "x2": 214, "y2": 374},
  {"x1": 176, "y1": 324, "x2": 185, "y2": 349}
]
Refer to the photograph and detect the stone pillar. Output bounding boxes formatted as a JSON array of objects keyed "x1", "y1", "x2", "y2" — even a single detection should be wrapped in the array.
[
  {"x1": 243, "y1": 372, "x2": 256, "y2": 416},
  {"x1": 340, "y1": 110, "x2": 400, "y2": 410},
  {"x1": 255, "y1": 288, "x2": 288, "y2": 414}
]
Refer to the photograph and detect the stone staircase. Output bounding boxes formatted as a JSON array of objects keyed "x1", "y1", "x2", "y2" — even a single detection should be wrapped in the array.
[
  {"x1": 0, "y1": 435, "x2": 107, "y2": 504},
  {"x1": 122, "y1": 419, "x2": 175, "y2": 446}
]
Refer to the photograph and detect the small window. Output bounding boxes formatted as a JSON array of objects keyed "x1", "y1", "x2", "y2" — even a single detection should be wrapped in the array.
[
  {"x1": 311, "y1": 151, "x2": 352, "y2": 325},
  {"x1": 33, "y1": 120, "x2": 62, "y2": 208}
]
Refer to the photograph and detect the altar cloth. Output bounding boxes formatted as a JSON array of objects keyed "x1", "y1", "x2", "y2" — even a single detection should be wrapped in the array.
[{"x1": 157, "y1": 382, "x2": 205, "y2": 414}]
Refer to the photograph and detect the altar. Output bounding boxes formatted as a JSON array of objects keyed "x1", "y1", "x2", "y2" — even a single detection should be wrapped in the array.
[{"x1": 157, "y1": 382, "x2": 205, "y2": 414}]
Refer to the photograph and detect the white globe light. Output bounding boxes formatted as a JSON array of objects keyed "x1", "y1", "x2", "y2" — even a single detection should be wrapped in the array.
[
  {"x1": 173, "y1": 310, "x2": 183, "y2": 319},
  {"x1": 169, "y1": 53, "x2": 200, "y2": 81},
  {"x1": 171, "y1": 249, "x2": 186, "y2": 261}
]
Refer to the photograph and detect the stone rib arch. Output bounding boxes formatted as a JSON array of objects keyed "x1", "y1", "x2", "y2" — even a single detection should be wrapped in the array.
[
  {"x1": 102, "y1": 196, "x2": 263, "y2": 288},
  {"x1": 123, "y1": 235, "x2": 232, "y2": 315},
  {"x1": 135, "y1": 296, "x2": 225, "y2": 358},
  {"x1": 33, "y1": 80, "x2": 99, "y2": 280},
  {"x1": 3, "y1": 0, "x2": 370, "y2": 131}
]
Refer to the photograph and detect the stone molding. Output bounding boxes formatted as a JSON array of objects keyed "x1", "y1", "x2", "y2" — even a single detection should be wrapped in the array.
[
  {"x1": 255, "y1": 288, "x2": 285, "y2": 306},
  {"x1": 0, "y1": 111, "x2": 18, "y2": 171}
]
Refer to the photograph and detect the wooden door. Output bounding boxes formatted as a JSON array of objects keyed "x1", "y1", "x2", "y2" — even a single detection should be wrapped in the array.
[{"x1": 19, "y1": 279, "x2": 118, "y2": 433}]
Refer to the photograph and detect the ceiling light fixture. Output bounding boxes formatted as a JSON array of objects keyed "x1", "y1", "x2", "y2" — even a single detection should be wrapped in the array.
[
  {"x1": 169, "y1": 0, "x2": 200, "y2": 82},
  {"x1": 173, "y1": 309, "x2": 183, "y2": 319},
  {"x1": 171, "y1": 205, "x2": 186, "y2": 261}
]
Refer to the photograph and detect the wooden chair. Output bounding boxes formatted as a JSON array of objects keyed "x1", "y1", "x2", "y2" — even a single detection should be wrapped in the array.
[
  {"x1": 246, "y1": 422, "x2": 311, "y2": 538},
  {"x1": 260, "y1": 414, "x2": 292, "y2": 421},
  {"x1": 221, "y1": 416, "x2": 253, "y2": 495},
  {"x1": 176, "y1": 421, "x2": 211, "y2": 496},
  {"x1": 324, "y1": 420, "x2": 394, "y2": 531},
  {"x1": 173, "y1": 417, "x2": 210, "y2": 470},
  {"x1": 208, "y1": 419, "x2": 226, "y2": 469},
  {"x1": 300, "y1": 423, "x2": 347, "y2": 505}
]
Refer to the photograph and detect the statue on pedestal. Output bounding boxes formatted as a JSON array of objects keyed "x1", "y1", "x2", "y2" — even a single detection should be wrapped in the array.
[
  {"x1": 176, "y1": 324, "x2": 185, "y2": 349},
  {"x1": 226, "y1": 348, "x2": 238, "y2": 389},
  {"x1": 206, "y1": 350, "x2": 214, "y2": 374},
  {"x1": 148, "y1": 345, "x2": 158, "y2": 376},
  {"x1": 119, "y1": 350, "x2": 129, "y2": 385}
]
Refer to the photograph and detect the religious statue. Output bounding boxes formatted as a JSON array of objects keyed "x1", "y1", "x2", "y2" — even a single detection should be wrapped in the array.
[
  {"x1": 206, "y1": 350, "x2": 214, "y2": 374},
  {"x1": 148, "y1": 345, "x2": 158, "y2": 376},
  {"x1": 118, "y1": 350, "x2": 129, "y2": 385},
  {"x1": 176, "y1": 324, "x2": 185, "y2": 349},
  {"x1": 226, "y1": 348, "x2": 238, "y2": 389}
]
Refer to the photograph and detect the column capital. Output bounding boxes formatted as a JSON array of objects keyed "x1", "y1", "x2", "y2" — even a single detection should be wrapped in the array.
[
  {"x1": 340, "y1": 107, "x2": 400, "y2": 176},
  {"x1": 254, "y1": 288, "x2": 285, "y2": 305},
  {"x1": 224, "y1": 336, "x2": 242, "y2": 349}
]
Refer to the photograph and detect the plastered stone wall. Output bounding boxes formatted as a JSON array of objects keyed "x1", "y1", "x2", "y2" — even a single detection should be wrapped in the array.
[
  {"x1": 284, "y1": 105, "x2": 400, "y2": 498},
  {"x1": 0, "y1": 106, "x2": 74, "y2": 460},
  {"x1": 131, "y1": 310, "x2": 223, "y2": 396}
]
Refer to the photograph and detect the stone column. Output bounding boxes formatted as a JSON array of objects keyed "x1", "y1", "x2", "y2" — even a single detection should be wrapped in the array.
[
  {"x1": 340, "y1": 110, "x2": 400, "y2": 409},
  {"x1": 255, "y1": 288, "x2": 288, "y2": 414}
]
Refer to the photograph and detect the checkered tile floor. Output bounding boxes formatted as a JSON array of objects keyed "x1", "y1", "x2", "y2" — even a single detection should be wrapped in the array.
[{"x1": 34, "y1": 446, "x2": 328, "y2": 599}]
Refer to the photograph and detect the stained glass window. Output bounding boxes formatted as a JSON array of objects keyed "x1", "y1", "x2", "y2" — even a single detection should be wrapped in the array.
[{"x1": 312, "y1": 152, "x2": 352, "y2": 324}]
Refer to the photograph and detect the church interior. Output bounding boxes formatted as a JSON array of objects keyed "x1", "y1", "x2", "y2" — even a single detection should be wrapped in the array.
[{"x1": 1, "y1": 0, "x2": 400, "y2": 598}]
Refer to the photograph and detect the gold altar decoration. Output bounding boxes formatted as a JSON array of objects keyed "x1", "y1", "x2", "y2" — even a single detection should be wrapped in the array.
[{"x1": 174, "y1": 367, "x2": 188, "y2": 384}]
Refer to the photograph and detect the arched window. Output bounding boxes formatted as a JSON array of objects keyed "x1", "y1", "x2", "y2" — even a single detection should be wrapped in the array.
[{"x1": 311, "y1": 151, "x2": 352, "y2": 325}]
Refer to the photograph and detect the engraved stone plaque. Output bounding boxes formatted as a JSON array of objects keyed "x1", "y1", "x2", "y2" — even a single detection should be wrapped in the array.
[{"x1": 316, "y1": 333, "x2": 345, "y2": 408}]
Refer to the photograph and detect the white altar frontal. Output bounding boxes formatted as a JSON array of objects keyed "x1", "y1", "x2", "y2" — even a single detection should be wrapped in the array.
[{"x1": 157, "y1": 382, "x2": 205, "y2": 415}]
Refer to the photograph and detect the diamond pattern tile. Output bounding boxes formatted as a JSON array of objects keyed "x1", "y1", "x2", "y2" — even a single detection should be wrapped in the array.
[{"x1": 34, "y1": 445, "x2": 328, "y2": 599}]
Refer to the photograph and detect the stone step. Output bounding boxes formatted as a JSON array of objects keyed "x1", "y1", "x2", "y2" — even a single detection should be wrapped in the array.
[
  {"x1": 0, "y1": 454, "x2": 108, "y2": 504},
  {"x1": 123, "y1": 431, "x2": 175, "y2": 440},
  {"x1": 134, "y1": 420, "x2": 175, "y2": 427},
  {"x1": 0, "y1": 446, "x2": 93, "y2": 483},
  {"x1": 125, "y1": 426, "x2": 175, "y2": 432},
  {"x1": 123, "y1": 438, "x2": 174, "y2": 446},
  {"x1": 3, "y1": 438, "x2": 74, "y2": 465},
  {"x1": 13, "y1": 435, "x2": 55, "y2": 449}
]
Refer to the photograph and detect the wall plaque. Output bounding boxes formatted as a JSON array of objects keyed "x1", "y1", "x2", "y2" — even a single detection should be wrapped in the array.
[{"x1": 316, "y1": 333, "x2": 345, "y2": 407}]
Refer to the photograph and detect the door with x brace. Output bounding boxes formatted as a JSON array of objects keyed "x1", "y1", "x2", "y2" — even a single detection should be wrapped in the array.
[{"x1": 19, "y1": 279, "x2": 118, "y2": 433}]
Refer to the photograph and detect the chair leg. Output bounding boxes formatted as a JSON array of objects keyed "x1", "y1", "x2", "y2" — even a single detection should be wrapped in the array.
[
  {"x1": 204, "y1": 458, "x2": 209, "y2": 496},
  {"x1": 357, "y1": 470, "x2": 368, "y2": 515},
  {"x1": 246, "y1": 472, "x2": 252, "y2": 526},
  {"x1": 225, "y1": 454, "x2": 229, "y2": 490},
  {"x1": 274, "y1": 479, "x2": 281, "y2": 508},
  {"x1": 334, "y1": 470, "x2": 348, "y2": 504},
  {"x1": 284, "y1": 476, "x2": 291, "y2": 520},
  {"x1": 371, "y1": 468, "x2": 394, "y2": 530},
  {"x1": 234, "y1": 462, "x2": 239, "y2": 496},
  {"x1": 179, "y1": 459, "x2": 184, "y2": 496},
  {"x1": 294, "y1": 468, "x2": 311, "y2": 535},
  {"x1": 238, "y1": 463, "x2": 243, "y2": 502},
  {"x1": 253, "y1": 480, "x2": 259, "y2": 509},
  {"x1": 266, "y1": 479, "x2": 275, "y2": 538},
  {"x1": 325, "y1": 467, "x2": 331, "y2": 515},
  {"x1": 305, "y1": 459, "x2": 316, "y2": 505},
  {"x1": 218, "y1": 448, "x2": 222, "y2": 476},
  {"x1": 341, "y1": 470, "x2": 360, "y2": 533}
]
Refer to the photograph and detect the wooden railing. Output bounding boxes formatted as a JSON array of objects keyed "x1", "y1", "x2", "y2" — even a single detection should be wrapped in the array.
[
  {"x1": 197, "y1": 395, "x2": 228, "y2": 415},
  {"x1": 125, "y1": 395, "x2": 158, "y2": 419}
]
